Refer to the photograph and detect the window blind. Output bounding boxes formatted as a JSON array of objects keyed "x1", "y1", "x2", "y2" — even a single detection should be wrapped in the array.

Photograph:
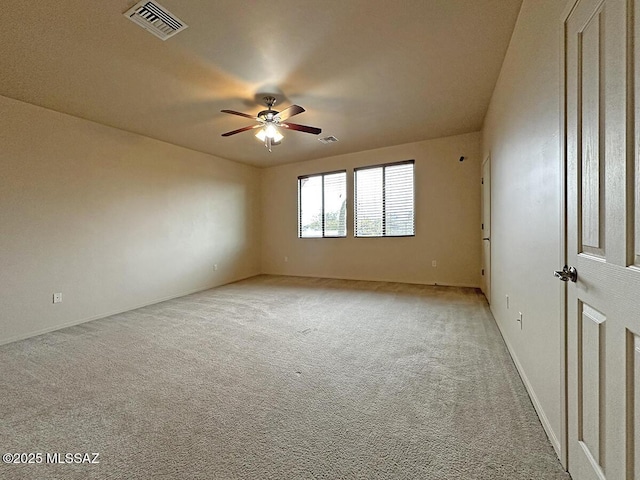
[{"x1": 355, "y1": 160, "x2": 414, "y2": 237}]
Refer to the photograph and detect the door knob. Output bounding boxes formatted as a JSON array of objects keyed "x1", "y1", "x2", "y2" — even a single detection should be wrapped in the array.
[{"x1": 554, "y1": 265, "x2": 577, "y2": 282}]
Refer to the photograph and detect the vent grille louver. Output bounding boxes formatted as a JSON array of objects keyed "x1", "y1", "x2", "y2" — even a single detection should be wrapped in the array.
[
  {"x1": 124, "y1": 1, "x2": 188, "y2": 41},
  {"x1": 319, "y1": 136, "x2": 339, "y2": 144}
]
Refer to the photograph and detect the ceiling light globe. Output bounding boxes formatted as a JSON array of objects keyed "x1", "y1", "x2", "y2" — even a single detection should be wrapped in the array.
[{"x1": 256, "y1": 124, "x2": 283, "y2": 143}]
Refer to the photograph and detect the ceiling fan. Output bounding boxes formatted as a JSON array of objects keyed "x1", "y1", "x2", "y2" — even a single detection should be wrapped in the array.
[{"x1": 221, "y1": 96, "x2": 322, "y2": 152}]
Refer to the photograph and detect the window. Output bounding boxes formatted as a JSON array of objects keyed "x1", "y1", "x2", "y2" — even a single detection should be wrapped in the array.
[
  {"x1": 298, "y1": 171, "x2": 347, "y2": 238},
  {"x1": 354, "y1": 160, "x2": 414, "y2": 237}
]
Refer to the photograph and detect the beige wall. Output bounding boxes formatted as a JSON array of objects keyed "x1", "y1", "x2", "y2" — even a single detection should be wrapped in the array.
[
  {"x1": 481, "y1": 0, "x2": 569, "y2": 459},
  {"x1": 261, "y1": 132, "x2": 481, "y2": 287},
  {"x1": 0, "y1": 95, "x2": 261, "y2": 344}
]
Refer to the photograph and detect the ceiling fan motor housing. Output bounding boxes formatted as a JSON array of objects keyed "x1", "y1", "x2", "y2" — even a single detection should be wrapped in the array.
[
  {"x1": 258, "y1": 110, "x2": 277, "y2": 121},
  {"x1": 258, "y1": 96, "x2": 279, "y2": 121}
]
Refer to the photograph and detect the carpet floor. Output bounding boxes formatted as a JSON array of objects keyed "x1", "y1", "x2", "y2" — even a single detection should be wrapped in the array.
[{"x1": 0, "y1": 275, "x2": 570, "y2": 479}]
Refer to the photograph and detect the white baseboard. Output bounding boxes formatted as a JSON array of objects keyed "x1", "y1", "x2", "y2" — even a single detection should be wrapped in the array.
[
  {"x1": 263, "y1": 272, "x2": 481, "y2": 289},
  {"x1": 0, "y1": 273, "x2": 259, "y2": 346},
  {"x1": 495, "y1": 323, "x2": 562, "y2": 458}
]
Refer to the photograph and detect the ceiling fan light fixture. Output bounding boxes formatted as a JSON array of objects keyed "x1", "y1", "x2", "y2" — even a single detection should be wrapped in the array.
[
  {"x1": 221, "y1": 96, "x2": 320, "y2": 151},
  {"x1": 256, "y1": 124, "x2": 283, "y2": 143}
]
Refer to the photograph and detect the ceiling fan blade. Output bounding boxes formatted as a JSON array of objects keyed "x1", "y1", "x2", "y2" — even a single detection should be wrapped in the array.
[
  {"x1": 221, "y1": 124, "x2": 261, "y2": 137},
  {"x1": 281, "y1": 122, "x2": 322, "y2": 135},
  {"x1": 275, "y1": 105, "x2": 305, "y2": 122},
  {"x1": 221, "y1": 109, "x2": 257, "y2": 120}
]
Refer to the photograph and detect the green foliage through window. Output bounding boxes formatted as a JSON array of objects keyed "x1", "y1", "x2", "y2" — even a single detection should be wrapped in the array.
[{"x1": 298, "y1": 171, "x2": 347, "y2": 238}]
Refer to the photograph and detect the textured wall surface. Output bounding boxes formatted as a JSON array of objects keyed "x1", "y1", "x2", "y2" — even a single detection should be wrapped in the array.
[
  {"x1": 0, "y1": 95, "x2": 261, "y2": 344},
  {"x1": 481, "y1": 0, "x2": 570, "y2": 457}
]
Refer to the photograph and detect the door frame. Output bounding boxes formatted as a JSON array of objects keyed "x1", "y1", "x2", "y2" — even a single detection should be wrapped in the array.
[
  {"x1": 559, "y1": 0, "x2": 579, "y2": 469},
  {"x1": 481, "y1": 155, "x2": 492, "y2": 304}
]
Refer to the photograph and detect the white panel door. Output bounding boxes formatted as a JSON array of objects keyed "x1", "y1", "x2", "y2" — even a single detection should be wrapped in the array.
[{"x1": 565, "y1": 0, "x2": 640, "y2": 479}]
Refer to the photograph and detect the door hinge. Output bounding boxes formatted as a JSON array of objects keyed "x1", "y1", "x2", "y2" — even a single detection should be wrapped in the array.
[
  {"x1": 481, "y1": 178, "x2": 484, "y2": 185},
  {"x1": 481, "y1": 269, "x2": 485, "y2": 276},
  {"x1": 481, "y1": 223, "x2": 484, "y2": 230}
]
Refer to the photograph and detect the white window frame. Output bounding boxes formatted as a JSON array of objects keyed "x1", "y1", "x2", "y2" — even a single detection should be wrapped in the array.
[{"x1": 298, "y1": 170, "x2": 347, "y2": 238}]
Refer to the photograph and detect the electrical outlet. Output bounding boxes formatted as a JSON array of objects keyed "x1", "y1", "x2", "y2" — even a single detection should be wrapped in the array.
[
  {"x1": 53, "y1": 293, "x2": 63, "y2": 304},
  {"x1": 284, "y1": 256, "x2": 288, "y2": 263},
  {"x1": 432, "y1": 260, "x2": 437, "y2": 267},
  {"x1": 517, "y1": 311, "x2": 523, "y2": 329},
  {"x1": 506, "y1": 295, "x2": 510, "y2": 309},
  {"x1": 213, "y1": 264, "x2": 218, "y2": 271}
]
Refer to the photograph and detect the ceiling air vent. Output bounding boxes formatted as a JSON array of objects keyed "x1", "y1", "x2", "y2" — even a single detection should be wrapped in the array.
[
  {"x1": 318, "y1": 135, "x2": 339, "y2": 144},
  {"x1": 123, "y1": 1, "x2": 188, "y2": 41}
]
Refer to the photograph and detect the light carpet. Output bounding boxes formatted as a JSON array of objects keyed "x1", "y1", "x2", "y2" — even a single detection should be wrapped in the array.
[{"x1": 0, "y1": 275, "x2": 570, "y2": 479}]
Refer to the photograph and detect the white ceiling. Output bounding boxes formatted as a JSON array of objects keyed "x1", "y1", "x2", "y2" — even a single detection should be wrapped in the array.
[{"x1": 0, "y1": 0, "x2": 522, "y2": 167}]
